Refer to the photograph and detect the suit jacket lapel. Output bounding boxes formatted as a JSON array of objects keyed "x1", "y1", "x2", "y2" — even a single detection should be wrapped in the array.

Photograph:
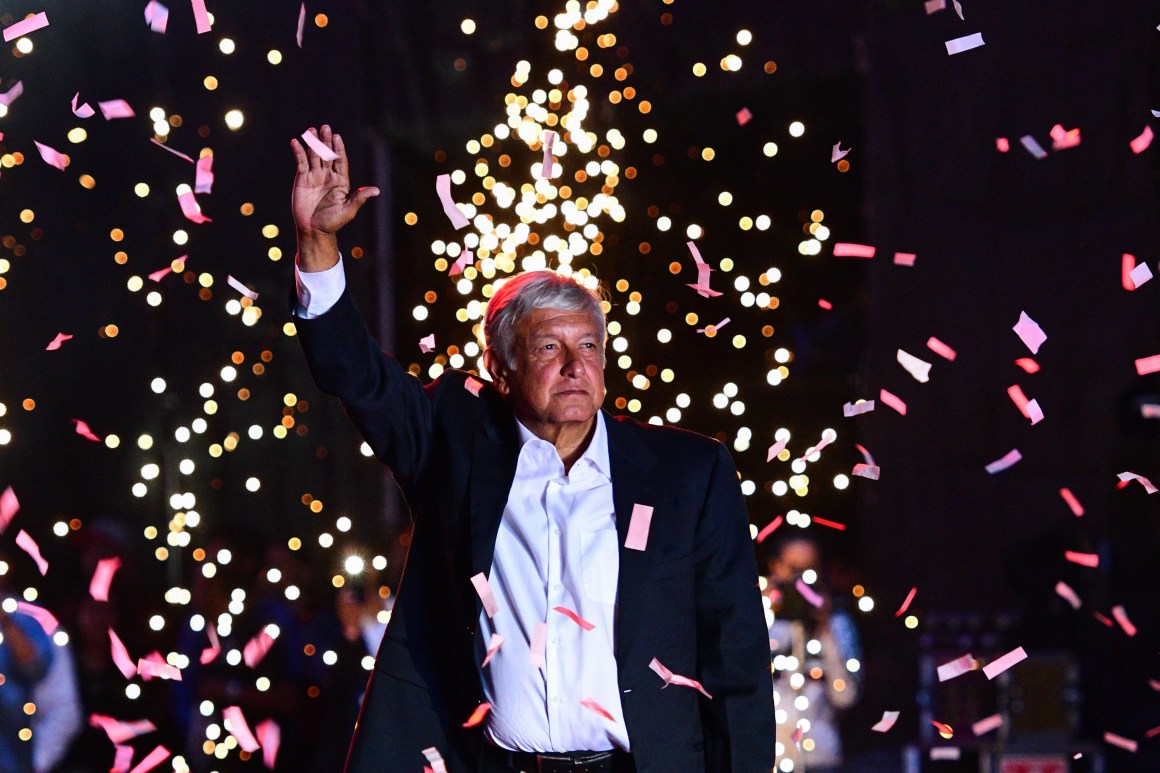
[{"x1": 469, "y1": 400, "x2": 520, "y2": 579}]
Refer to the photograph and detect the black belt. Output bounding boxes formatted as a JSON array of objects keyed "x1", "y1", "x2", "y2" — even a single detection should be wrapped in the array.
[{"x1": 482, "y1": 745, "x2": 633, "y2": 773}]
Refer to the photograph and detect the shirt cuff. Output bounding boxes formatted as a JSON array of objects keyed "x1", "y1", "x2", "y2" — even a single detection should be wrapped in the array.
[{"x1": 294, "y1": 256, "x2": 346, "y2": 319}]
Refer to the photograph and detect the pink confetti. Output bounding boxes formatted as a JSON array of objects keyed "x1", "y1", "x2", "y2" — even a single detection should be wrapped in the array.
[
  {"x1": 295, "y1": 3, "x2": 305, "y2": 47},
  {"x1": 818, "y1": 299, "x2": 833, "y2": 310},
  {"x1": 127, "y1": 745, "x2": 170, "y2": 773},
  {"x1": 178, "y1": 190, "x2": 212, "y2": 223},
  {"x1": 1093, "y1": 611, "x2": 1113, "y2": 627},
  {"x1": 200, "y1": 624, "x2": 221, "y2": 665},
  {"x1": 0, "y1": 486, "x2": 17, "y2": 533},
  {"x1": 972, "y1": 714, "x2": 1002, "y2": 736},
  {"x1": 1122, "y1": 253, "x2": 1138, "y2": 291},
  {"x1": 421, "y1": 747, "x2": 448, "y2": 773},
  {"x1": 926, "y1": 336, "x2": 957, "y2": 361},
  {"x1": 137, "y1": 656, "x2": 182, "y2": 681},
  {"x1": 833, "y1": 242, "x2": 875, "y2": 258},
  {"x1": 74, "y1": 418, "x2": 101, "y2": 442},
  {"x1": 894, "y1": 587, "x2": 918, "y2": 617},
  {"x1": 464, "y1": 376, "x2": 484, "y2": 396},
  {"x1": 579, "y1": 697, "x2": 616, "y2": 722},
  {"x1": 755, "y1": 515, "x2": 783, "y2": 543},
  {"x1": 1150, "y1": 679, "x2": 1160, "y2": 692},
  {"x1": 735, "y1": 107, "x2": 752, "y2": 126},
  {"x1": 945, "y1": 32, "x2": 984, "y2": 55},
  {"x1": 1111, "y1": 605, "x2": 1137, "y2": 637},
  {"x1": 924, "y1": 0, "x2": 946, "y2": 13},
  {"x1": 112, "y1": 745, "x2": 134, "y2": 773},
  {"x1": 109, "y1": 628, "x2": 137, "y2": 679},
  {"x1": 553, "y1": 606, "x2": 595, "y2": 631},
  {"x1": 1148, "y1": 725, "x2": 1160, "y2": 739},
  {"x1": 0, "y1": 80, "x2": 24, "y2": 107},
  {"x1": 243, "y1": 626, "x2": 276, "y2": 668},
  {"x1": 34, "y1": 140, "x2": 69, "y2": 170},
  {"x1": 223, "y1": 706, "x2": 260, "y2": 752},
  {"x1": 480, "y1": 632, "x2": 504, "y2": 668},
  {"x1": 953, "y1": 0, "x2": 964, "y2": 19},
  {"x1": 46, "y1": 332, "x2": 73, "y2": 350},
  {"x1": 227, "y1": 275, "x2": 258, "y2": 300},
  {"x1": 1128, "y1": 261, "x2": 1153, "y2": 289},
  {"x1": 1135, "y1": 354, "x2": 1160, "y2": 376},
  {"x1": 879, "y1": 388, "x2": 907, "y2": 415},
  {"x1": 1020, "y1": 135, "x2": 1048, "y2": 159},
  {"x1": 696, "y1": 317, "x2": 730, "y2": 334},
  {"x1": 255, "y1": 719, "x2": 280, "y2": 769},
  {"x1": 16, "y1": 530, "x2": 48, "y2": 575},
  {"x1": 540, "y1": 130, "x2": 556, "y2": 179},
  {"x1": 1049, "y1": 124, "x2": 1081, "y2": 150},
  {"x1": 1013, "y1": 311, "x2": 1047, "y2": 354},
  {"x1": 871, "y1": 711, "x2": 900, "y2": 732},
  {"x1": 90, "y1": 715, "x2": 157, "y2": 745},
  {"x1": 195, "y1": 154, "x2": 214, "y2": 194},
  {"x1": 624, "y1": 503, "x2": 653, "y2": 551},
  {"x1": 797, "y1": 432, "x2": 835, "y2": 462},
  {"x1": 831, "y1": 142, "x2": 851, "y2": 163},
  {"x1": 1117, "y1": 471, "x2": 1158, "y2": 493},
  {"x1": 99, "y1": 100, "x2": 135, "y2": 120},
  {"x1": 649, "y1": 657, "x2": 712, "y2": 698},
  {"x1": 766, "y1": 438, "x2": 787, "y2": 461},
  {"x1": 931, "y1": 720, "x2": 954, "y2": 737},
  {"x1": 471, "y1": 573, "x2": 498, "y2": 618},
  {"x1": 1065, "y1": 550, "x2": 1099, "y2": 568},
  {"x1": 995, "y1": 137, "x2": 1010, "y2": 153},
  {"x1": 144, "y1": 1, "x2": 168, "y2": 33},
  {"x1": 190, "y1": 0, "x2": 212, "y2": 34},
  {"x1": 461, "y1": 703, "x2": 492, "y2": 728},
  {"x1": 937, "y1": 653, "x2": 976, "y2": 682},
  {"x1": 419, "y1": 334, "x2": 436, "y2": 353},
  {"x1": 1130, "y1": 125, "x2": 1153, "y2": 154},
  {"x1": 856, "y1": 443, "x2": 878, "y2": 467},
  {"x1": 16, "y1": 601, "x2": 58, "y2": 634},
  {"x1": 1055, "y1": 581, "x2": 1081, "y2": 610},
  {"x1": 150, "y1": 138, "x2": 194, "y2": 163},
  {"x1": 436, "y1": 174, "x2": 469, "y2": 229},
  {"x1": 843, "y1": 400, "x2": 875, "y2": 417},
  {"x1": 89, "y1": 557, "x2": 121, "y2": 601},
  {"x1": 795, "y1": 579, "x2": 824, "y2": 609},
  {"x1": 148, "y1": 266, "x2": 172, "y2": 282},
  {"x1": 893, "y1": 252, "x2": 916, "y2": 266},
  {"x1": 1014, "y1": 357, "x2": 1040, "y2": 373},
  {"x1": 811, "y1": 516, "x2": 847, "y2": 531},
  {"x1": 529, "y1": 622, "x2": 547, "y2": 669},
  {"x1": 897, "y1": 349, "x2": 932, "y2": 382},
  {"x1": 983, "y1": 646, "x2": 1028, "y2": 680},
  {"x1": 3, "y1": 11, "x2": 49, "y2": 43},
  {"x1": 301, "y1": 128, "x2": 338, "y2": 162},
  {"x1": 1059, "y1": 488, "x2": 1084, "y2": 516},
  {"x1": 1103, "y1": 732, "x2": 1137, "y2": 753},
  {"x1": 985, "y1": 448, "x2": 1022, "y2": 474},
  {"x1": 1007, "y1": 385, "x2": 1044, "y2": 424},
  {"x1": 686, "y1": 241, "x2": 723, "y2": 298},
  {"x1": 852, "y1": 463, "x2": 880, "y2": 480}
]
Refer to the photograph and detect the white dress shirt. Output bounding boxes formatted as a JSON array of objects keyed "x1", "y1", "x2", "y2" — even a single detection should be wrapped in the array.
[{"x1": 295, "y1": 261, "x2": 629, "y2": 752}]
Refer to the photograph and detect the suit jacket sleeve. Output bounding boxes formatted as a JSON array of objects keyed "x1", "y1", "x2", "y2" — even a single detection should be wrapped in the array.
[{"x1": 695, "y1": 443, "x2": 775, "y2": 772}]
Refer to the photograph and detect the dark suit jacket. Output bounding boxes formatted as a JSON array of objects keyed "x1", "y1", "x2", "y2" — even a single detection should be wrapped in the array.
[{"x1": 296, "y1": 289, "x2": 774, "y2": 773}]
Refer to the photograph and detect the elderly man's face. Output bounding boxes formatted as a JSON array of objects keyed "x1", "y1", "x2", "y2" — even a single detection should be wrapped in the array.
[{"x1": 491, "y1": 306, "x2": 605, "y2": 436}]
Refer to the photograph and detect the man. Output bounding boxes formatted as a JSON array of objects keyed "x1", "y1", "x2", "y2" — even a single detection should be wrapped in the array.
[
  {"x1": 290, "y1": 126, "x2": 774, "y2": 772},
  {"x1": 0, "y1": 606, "x2": 54, "y2": 773}
]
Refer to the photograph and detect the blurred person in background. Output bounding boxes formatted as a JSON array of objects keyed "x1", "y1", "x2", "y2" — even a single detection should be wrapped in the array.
[
  {"x1": 766, "y1": 536, "x2": 862, "y2": 773},
  {"x1": 30, "y1": 627, "x2": 83, "y2": 773},
  {"x1": 0, "y1": 604, "x2": 55, "y2": 773}
]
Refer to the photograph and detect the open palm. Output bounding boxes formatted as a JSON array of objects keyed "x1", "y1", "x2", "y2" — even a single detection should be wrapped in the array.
[{"x1": 291, "y1": 125, "x2": 378, "y2": 236}]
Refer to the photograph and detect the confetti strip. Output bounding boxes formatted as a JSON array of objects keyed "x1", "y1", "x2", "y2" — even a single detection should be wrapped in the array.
[
  {"x1": 624, "y1": 503, "x2": 653, "y2": 551},
  {"x1": 127, "y1": 745, "x2": 170, "y2": 773},
  {"x1": 540, "y1": 130, "x2": 556, "y2": 179},
  {"x1": 831, "y1": 142, "x2": 851, "y2": 163},
  {"x1": 696, "y1": 317, "x2": 730, "y2": 334},
  {"x1": 300, "y1": 129, "x2": 338, "y2": 162},
  {"x1": 137, "y1": 657, "x2": 182, "y2": 681},
  {"x1": 243, "y1": 626, "x2": 276, "y2": 668},
  {"x1": 982, "y1": 646, "x2": 1027, "y2": 679},
  {"x1": 223, "y1": 706, "x2": 261, "y2": 752},
  {"x1": 74, "y1": 419, "x2": 102, "y2": 442},
  {"x1": 436, "y1": 174, "x2": 470, "y2": 229},
  {"x1": 930, "y1": 748, "x2": 962, "y2": 761},
  {"x1": 195, "y1": 155, "x2": 214, "y2": 194},
  {"x1": 1014, "y1": 357, "x2": 1039, "y2": 373},
  {"x1": 46, "y1": 332, "x2": 74, "y2": 350},
  {"x1": 817, "y1": 299, "x2": 833, "y2": 310},
  {"x1": 144, "y1": 1, "x2": 168, "y2": 33},
  {"x1": 464, "y1": 376, "x2": 484, "y2": 396},
  {"x1": 34, "y1": 140, "x2": 69, "y2": 170},
  {"x1": 1111, "y1": 605, "x2": 1137, "y2": 637},
  {"x1": 90, "y1": 715, "x2": 156, "y2": 745},
  {"x1": 16, "y1": 530, "x2": 49, "y2": 575},
  {"x1": 1128, "y1": 262, "x2": 1153, "y2": 288},
  {"x1": 972, "y1": 714, "x2": 1002, "y2": 736},
  {"x1": 0, "y1": 487, "x2": 18, "y2": 533},
  {"x1": 937, "y1": 654, "x2": 976, "y2": 682},
  {"x1": 462, "y1": 703, "x2": 492, "y2": 728},
  {"x1": 99, "y1": 100, "x2": 135, "y2": 120},
  {"x1": 113, "y1": 745, "x2": 133, "y2": 772},
  {"x1": 1055, "y1": 581, "x2": 1081, "y2": 610},
  {"x1": 90, "y1": 557, "x2": 121, "y2": 601},
  {"x1": 529, "y1": 622, "x2": 547, "y2": 668},
  {"x1": 148, "y1": 266, "x2": 172, "y2": 282},
  {"x1": 1103, "y1": 732, "x2": 1137, "y2": 753},
  {"x1": 419, "y1": 334, "x2": 436, "y2": 353},
  {"x1": 1007, "y1": 385, "x2": 1044, "y2": 424},
  {"x1": 150, "y1": 138, "x2": 194, "y2": 163},
  {"x1": 893, "y1": 252, "x2": 916, "y2": 266},
  {"x1": 945, "y1": 32, "x2": 984, "y2": 55},
  {"x1": 296, "y1": 3, "x2": 305, "y2": 47},
  {"x1": 200, "y1": 624, "x2": 221, "y2": 664},
  {"x1": 178, "y1": 191, "x2": 212, "y2": 223},
  {"x1": 1064, "y1": 551, "x2": 1099, "y2": 568},
  {"x1": 1093, "y1": 611, "x2": 1113, "y2": 627},
  {"x1": 871, "y1": 711, "x2": 900, "y2": 732},
  {"x1": 226, "y1": 275, "x2": 258, "y2": 300},
  {"x1": 255, "y1": 719, "x2": 280, "y2": 769},
  {"x1": 766, "y1": 438, "x2": 787, "y2": 461},
  {"x1": 3, "y1": 11, "x2": 49, "y2": 43},
  {"x1": 552, "y1": 606, "x2": 596, "y2": 631},
  {"x1": 795, "y1": 579, "x2": 824, "y2": 609},
  {"x1": 579, "y1": 698, "x2": 616, "y2": 722},
  {"x1": 649, "y1": 657, "x2": 712, "y2": 698},
  {"x1": 852, "y1": 464, "x2": 880, "y2": 480},
  {"x1": 421, "y1": 747, "x2": 448, "y2": 773},
  {"x1": 686, "y1": 241, "x2": 723, "y2": 298},
  {"x1": 735, "y1": 107, "x2": 752, "y2": 126},
  {"x1": 895, "y1": 587, "x2": 918, "y2": 617},
  {"x1": 1135, "y1": 354, "x2": 1160, "y2": 376},
  {"x1": 1122, "y1": 253, "x2": 1139, "y2": 290},
  {"x1": 17, "y1": 602, "x2": 58, "y2": 635},
  {"x1": 480, "y1": 633, "x2": 504, "y2": 668},
  {"x1": 1117, "y1": 471, "x2": 1158, "y2": 493},
  {"x1": 856, "y1": 443, "x2": 878, "y2": 467},
  {"x1": 1050, "y1": 124, "x2": 1081, "y2": 150},
  {"x1": 0, "y1": 81, "x2": 24, "y2": 107},
  {"x1": 755, "y1": 515, "x2": 783, "y2": 543},
  {"x1": 1020, "y1": 135, "x2": 1048, "y2": 159},
  {"x1": 843, "y1": 400, "x2": 875, "y2": 417},
  {"x1": 190, "y1": 0, "x2": 212, "y2": 33},
  {"x1": 811, "y1": 516, "x2": 847, "y2": 530},
  {"x1": 1130, "y1": 125, "x2": 1153, "y2": 154},
  {"x1": 924, "y1": 0, "x2": 945, "y2": 12},
  {"x1": 109, "y1": 628, "x2": 137, "y2": 679},
  {"x1": 471, "y1": 573, "x2": 498, "y2": 618},
  {"x1": 1059, "y1": 488, "x2": 1084, "y2": 516},
  {"x1": 1142, "y1": 402, "x2": 1160, "y2": 418},
  {"x1": 931, "y1": 720, "x2": 954, "y2": 738},
  {"x1": 926, "y1": 337, "x2": 957, "y2": 361},
  {"x1": 897, "y1": 349, "x2": 932, "y2": 383},
  {"x1": 953, "y1": 0, "x2": 964, "y2": 19},
  {"x1": 1013, "y1": 312, "x2": 1047, "y2": 354},
  {"x1": 985, "y1": 449, "x2": 1022, "y2": 474},
  {"x1": 995, "y1": 137, "x2": 1010, "y2": 153},
  {"x1": 833, "y1": 242, "x2": 875, "y2": 258},
  {"x1": 879, "y1": 388, "x2": 907, "y2": 415}
]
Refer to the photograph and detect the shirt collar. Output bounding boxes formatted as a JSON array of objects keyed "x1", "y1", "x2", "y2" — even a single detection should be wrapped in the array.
[{"x1": 515, "y1": 411, "x2": 611, "y2": 480}]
